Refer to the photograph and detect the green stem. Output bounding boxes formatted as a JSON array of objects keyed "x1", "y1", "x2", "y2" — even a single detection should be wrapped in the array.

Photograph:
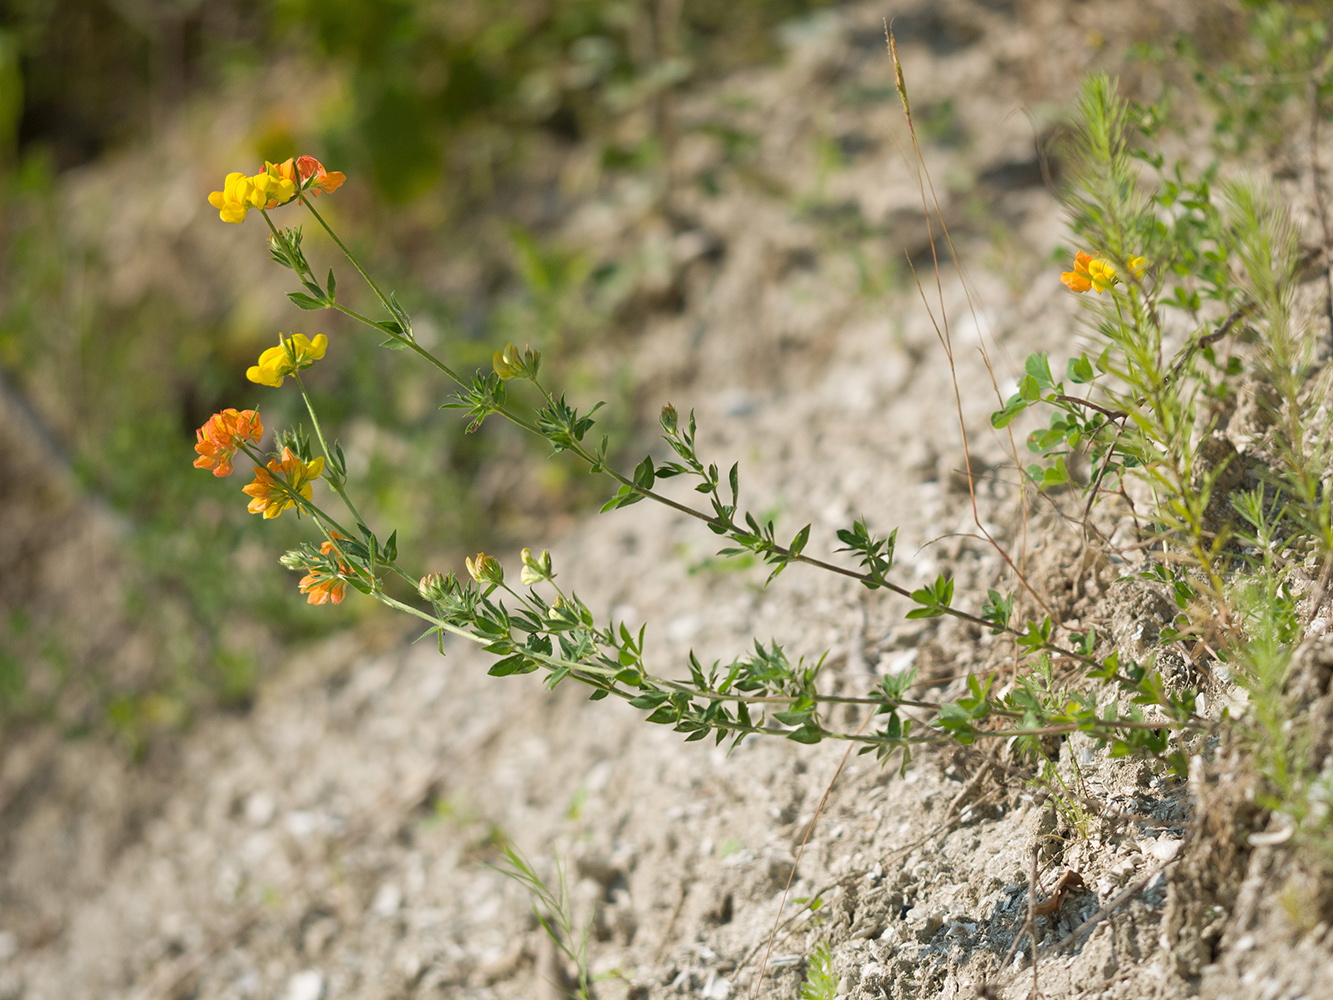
[
  {"x1": 330, "y1": 302, "x2": 544, "y2": 436},
  {"x1": 300, "y1": 194, "x2": 399, "y2": 324},
  {"x1": 296, "y1": 373, "x2": 366, "y2": 527},
  {"x1": 260, "y1": 209, "x2": 320, "y2": 288}
]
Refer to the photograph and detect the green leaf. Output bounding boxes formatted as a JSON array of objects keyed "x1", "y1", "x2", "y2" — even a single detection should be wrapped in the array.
[
  {"x1": 789, "y1": 524, "x2": 811, "y2": 558},
  {"x1": 633, "y1": 456, "x2": 656, "y2": 490},
  {"x1": 1041, "y1": 455, "x2": 1071, "y2": 488},
  {"x1": 1025, "y1": 351, "x2": 1054, "y2": 389},
  {"x1": 288, "y1": 291, "x2": 326, "y2": 310},
  {"x1": 326, "y1": 268, "x2": 337, "y2": 300},
  {"x1": 623, "y1": 693, "x2": 666, "y2": 709},
  {"x1": 991, "y1": 398, "x2": 1027, "y2": 429},
  {"x1": 488, "y1": 655, "x2": 537, "y2": 677},
  {"x1": 1067, "y1": 354, "x2": 1096, "y2": 383}
]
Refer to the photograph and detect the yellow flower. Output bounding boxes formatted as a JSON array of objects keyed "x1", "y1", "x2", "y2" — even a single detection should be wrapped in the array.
[
  {"x1": 246, "y1": 333, "x2": 328, "y2": 387},
  {"x1": 252, "y1": 160, "x2": 298, "y2": 209},
  {"x1": 208, "y1": 172, "x2": 259, "y2": 224},
  {"x1": 1061, "y1": 250, "x2": 1144, "y2": 294},
  {"x1": 242, "y1": 448, "x2": 325, "y2": 519},
  {"x1": 208, "y1": 161, "x2": 302, "y2": 223}
]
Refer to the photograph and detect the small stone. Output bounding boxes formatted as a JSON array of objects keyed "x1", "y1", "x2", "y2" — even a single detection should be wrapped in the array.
[
  {"x1": 284, "y1": 970, "x2": 325, "y2": 1000},
  {"x1": 910, "y1": 909, "x2": 945, "y2": 942},
  {"x1": 0, "y1": 933, "x2": 17, "y2": 962},
  {"x1": 700, "y1": 972, "x2": 731, "y2": 999},
  {"x1": 1147, "y1": 838, "x2": 1183, "y2": 862},
  {"x1": 372, "y1": 882, "x2": 402, "y2": 917},
  {"x1": 245, "y1": 792, "x2": 276, "y2": 827}
]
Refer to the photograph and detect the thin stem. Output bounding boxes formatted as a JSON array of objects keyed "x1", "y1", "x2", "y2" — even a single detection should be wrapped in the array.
[
  {"x1": 300, "y1": 195, "x2": 398, "y2": 323},
  {"x1": 296, "y1": 373, "x2": 365, "y2": 527}
]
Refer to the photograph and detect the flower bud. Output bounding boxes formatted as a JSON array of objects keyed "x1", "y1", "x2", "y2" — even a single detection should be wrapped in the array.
[
  {"x1": 418, "y1": 572, "x2": 448, "y2": 601},
  {"x1": 660, "y1": 402, "x2": 678, "y2": 434},
  {"x1": 492, "y1": 343, "x2": 541, "y2": 381},
  {"x1": 465, "y1": 553, "x2": 504, "y2": 586},
  {"x1": 520, "y1": 547, "x2": 553, "y2": 586}
]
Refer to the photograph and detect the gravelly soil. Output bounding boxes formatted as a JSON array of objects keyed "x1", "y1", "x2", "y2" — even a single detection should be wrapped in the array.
[{"x1": 4, "y1": 1, "x2": 1333, "y2": 998}]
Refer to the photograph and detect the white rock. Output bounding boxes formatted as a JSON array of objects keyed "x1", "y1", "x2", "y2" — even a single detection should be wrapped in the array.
[
  {"x1": 372, "y1": 882, "x2": 402, "y2": 917},
  {"x1": 285, "y1": 811, "x2": 321, "y2": 839},
  {"x1": 1147, "y1": 838, "x2": 1183, "y2": 862},
  {"x1": 700, "y1": 972, "x2": 731, "y2": 999},
  {"x1": 0, "y1": 932, "x2": 17, "y2": 962},
  {"x1": 245, "y1": 792, "x2": 276, "y2": 827},
  {"x1": 284, "y1": 969, "x2": 325, "y2": 1000}
]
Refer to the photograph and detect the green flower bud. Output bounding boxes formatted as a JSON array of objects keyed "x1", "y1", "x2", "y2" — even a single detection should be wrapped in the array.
[
  {"x1": 492, "y1": 343, "x2": 542, "y2": 381},
  {"x1": 520, "y1": 547, "x2": 553, "y2": 586},
  {"x1": 418, "y1": 572, "x2": 449, "y2": 601},
  {"x1": 465, "y1": 553, "x2": 504, "y2": 586}
]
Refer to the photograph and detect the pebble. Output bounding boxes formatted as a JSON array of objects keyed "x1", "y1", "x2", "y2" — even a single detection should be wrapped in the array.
[
  {"x1": 245, "y1": 792, "x2": 276, "y2": 827},
  {"x1": 1146, "y1": 838, "x2": 1183, "y2": 862},
  {"x1": 284, "y1": 969, "x2": 325, "y2": 1000},
  {"x1": 700, "y1": 971, "x2": 731, "y2": 998},
  {"x1": 372, "y1": 882, "x2": 402, "y2": 917}
]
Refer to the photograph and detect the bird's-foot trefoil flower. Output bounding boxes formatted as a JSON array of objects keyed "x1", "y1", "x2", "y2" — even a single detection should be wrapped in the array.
[
  {"x1": 194, "y1": 408, "x2": 263, "y2": 477},
  {"x1": 247, "y1": 333, "x2": 328, "y2": 387},
  {"x1": 208, "y1": 157, "x2": 342, "y2": 223},
  {"x1": 251, "y1": 159, "x2": 299, "y2": 209},
  {"x1": 299, "y1": 533, "x2": 350, "y2": 605},
  {"x1": 242, "y1": 448, "x2": 325, "y2": 518},
  {"x1": 1061, "y1": 251, "x2": 1147, "y2": 294},
  {"x1": 208, "y1": 172, "x2": 261, "y2": 224},
  {"x1": 295, "y1": 156, "x2": 346, "y2": 197}
]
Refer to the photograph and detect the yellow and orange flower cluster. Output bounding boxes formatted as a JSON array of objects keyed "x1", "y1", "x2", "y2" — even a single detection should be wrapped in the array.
[
  {"x1": 208, "y1": 156, "x2": 345, "y2": 224},
  {"x1": 198, "y1": 157, "x2": 352, "y2": 605},
  {"x1": 247, "y1": 333, "x2": 328, "y2": 387},
  {"x1": 299, "y1": 533, "x2": 351, "y2": 605},
  {"x1": 194, "y1": 408, "x2": 263, "y2": 477},
  {"x1": 242, "y1": 448, "x2": 325, "y2": 519},
  {"x1": 1061, "y1": 251, "x2": 1146, "y2": 294}
]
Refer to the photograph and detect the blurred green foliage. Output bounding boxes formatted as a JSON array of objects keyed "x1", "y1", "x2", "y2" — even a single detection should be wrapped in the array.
[{"x1": 276, "y1": 0, "x2": 826, "y2": 200}]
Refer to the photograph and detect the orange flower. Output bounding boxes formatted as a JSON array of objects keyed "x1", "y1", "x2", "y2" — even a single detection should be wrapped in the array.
[
  {"x1": 242, "y1": 448, "x2": 325, "y2": 519},
  {"x1": 1061, "y1": 251, "x2": 1096, "y2": 293},
  {"x1": 299, "y1": 534, "x2": 350, "y2": 605},
  {"x1": 295, "y1": 156, "x2": 346, "y2": 197},
  {"x1": 194, "y1": 408, "x2": 263, "y2": 477}
]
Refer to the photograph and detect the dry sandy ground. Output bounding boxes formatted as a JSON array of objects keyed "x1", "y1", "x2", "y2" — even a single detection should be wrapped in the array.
[{"x1": 3, "y1": 1, "x2": 1333, "y2": 998}]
